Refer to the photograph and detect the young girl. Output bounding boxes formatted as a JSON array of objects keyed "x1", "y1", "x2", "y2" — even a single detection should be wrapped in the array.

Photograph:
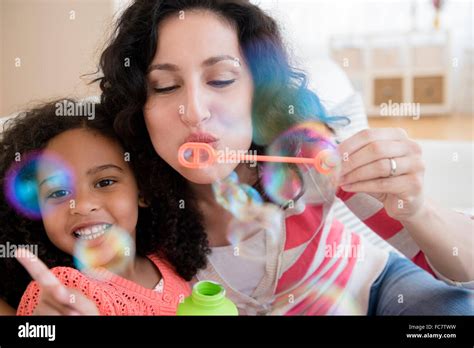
[
  {"x1": 0, "y1": 100, "x2": 190, "y2": 315},
  {"x1": 96, "y1": 0, "x2": 473, "y2": 315}
]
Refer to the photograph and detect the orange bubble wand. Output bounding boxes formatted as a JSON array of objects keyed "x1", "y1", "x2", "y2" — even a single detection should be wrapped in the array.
[{"x1": 178, "y1": 142, "x2": 339, "y2": 174}]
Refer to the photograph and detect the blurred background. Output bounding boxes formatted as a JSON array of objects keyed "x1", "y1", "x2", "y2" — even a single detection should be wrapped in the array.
[{"x1": 0, "y1": 0, "x2": 472, "y2": 214}]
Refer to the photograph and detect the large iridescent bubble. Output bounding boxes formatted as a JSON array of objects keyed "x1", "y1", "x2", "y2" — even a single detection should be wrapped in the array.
[
  {"x1": 73, "y1": 224, "x2": 135, "y2": 279},
  {"x1": 4, "y1": 152, "x2": 74, "y2": 220},
  {"x1": 212, "y1": 171, "x2": 282, "y2": 263},
  {"x1": 212, "y1": 171, "x2": 263, "y2": 220},
  {"x1": 210, "y1": 122, "x2": 341, "y2": 265},
  {"x1": 261, "y1": 122, "x2": 341, "y2": 207}
]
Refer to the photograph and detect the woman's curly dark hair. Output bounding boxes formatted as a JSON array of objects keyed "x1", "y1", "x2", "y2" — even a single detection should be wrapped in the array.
[
  {"x1": 0, "y1": 99, "x2": 169, "y2": 307},
  {"x1": 97, "y1": 0, "x2": 347, "y2": 283}
]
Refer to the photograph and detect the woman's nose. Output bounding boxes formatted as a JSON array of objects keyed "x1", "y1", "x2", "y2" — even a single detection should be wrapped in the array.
[{"x1": 180, "y1": 84, "x2": 211, "y2": 127}]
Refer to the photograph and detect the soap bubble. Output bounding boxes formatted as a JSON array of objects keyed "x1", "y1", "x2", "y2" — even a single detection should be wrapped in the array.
[
  {"x1": 212, "y1": 172, "x2": 282, "y2": 263},
  {"x1": 73, "y1": 224, "x2": 135, "y2": 279},
  {"x1": 4, "y1": 152, "x2": 74, "y2": 220},
  {"x1": 212, "y1": 171, "x2": 263, "y2": 221},
  {"x1": 261, "y1": 122, "x2": 341, "y2": 206}
]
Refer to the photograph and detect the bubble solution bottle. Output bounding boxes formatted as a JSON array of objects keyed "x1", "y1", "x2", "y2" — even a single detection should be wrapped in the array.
[{"x1": 177, "y1": 280, "x2": 238, "y2": 316}]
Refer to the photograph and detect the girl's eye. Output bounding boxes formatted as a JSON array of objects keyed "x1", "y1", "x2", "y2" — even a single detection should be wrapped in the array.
[
  {"x1": 95, "y1": 179, "x2": 116, "y2": 188},
  {"x1": 47, "y1": 189, "x2": 71, "y2": 199},
  {"x1": 208, "y1": 79, "x2": 235, "y2": 87},
  {"x1": 153, "y1": 86, "x2": 179, "y2": 94}
]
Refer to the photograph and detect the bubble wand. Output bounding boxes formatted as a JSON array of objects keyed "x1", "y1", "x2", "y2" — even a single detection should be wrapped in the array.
[{"x1": 178, "y1": 142, "x2": 339, "y2": 174}]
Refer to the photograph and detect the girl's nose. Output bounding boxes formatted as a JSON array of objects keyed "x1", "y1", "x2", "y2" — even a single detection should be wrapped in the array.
[
  {"x1": 180, "y1": 84, "x2": 211, "y2": 127},
  {"x1": 69, "y1": 189, "x2": 100, "y2": 216}
]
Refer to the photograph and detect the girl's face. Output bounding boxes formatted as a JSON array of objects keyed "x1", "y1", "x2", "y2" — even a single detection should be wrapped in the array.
[
  {"x1": 144, "y1": 10, "x2": 254, "y2": 184},
  {"x1": 37, "y1": 128, "x2": 142, "y2": 255}
]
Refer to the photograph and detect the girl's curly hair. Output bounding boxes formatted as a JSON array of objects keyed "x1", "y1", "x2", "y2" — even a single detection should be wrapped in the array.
[
  {"x1": 97, "y1": 0, "x2": 347, "y2": 284},
  {"x1": 0, "y1": 99, "x2": 170, "y2": 307}
]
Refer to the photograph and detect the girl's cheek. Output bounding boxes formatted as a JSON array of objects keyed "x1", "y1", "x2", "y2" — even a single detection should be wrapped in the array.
[
  {"x1": 42, "y1": 212, "x2": 69, "y2": 248},
  {"x1": 109, "y1": 197, "x2": 139, "y2": 233}
]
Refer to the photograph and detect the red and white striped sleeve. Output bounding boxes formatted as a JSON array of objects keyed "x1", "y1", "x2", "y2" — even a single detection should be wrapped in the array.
[{"x1": 336, "y1": 188, "x2": 474, "y2": 289}]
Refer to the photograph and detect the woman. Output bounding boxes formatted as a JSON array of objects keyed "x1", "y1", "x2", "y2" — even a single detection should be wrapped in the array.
[{"x1": 1, "y1": 0, "x2": 473, "y2": 315}]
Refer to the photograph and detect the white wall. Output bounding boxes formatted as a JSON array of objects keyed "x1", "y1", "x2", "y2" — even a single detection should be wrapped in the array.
[
  {"x1": 252, "y1": 0, "x2": 473, "y2": 113},
  {"x1": 0, "y1": 0, "x2": 115, "y2": 116}
]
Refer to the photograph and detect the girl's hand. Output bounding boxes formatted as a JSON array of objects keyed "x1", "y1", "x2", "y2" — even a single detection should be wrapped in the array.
[
  {"x1": 337, "y1": 128, "x2": 426, "y2": 221},
  {"x1": 15, "y1": 248, "x2": 99, "y2": 315}
]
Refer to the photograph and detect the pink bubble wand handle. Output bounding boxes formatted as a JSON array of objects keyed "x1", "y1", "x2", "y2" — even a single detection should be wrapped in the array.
[{"x1": 178, "y1": 142, "x2": 338, "y2": 174}]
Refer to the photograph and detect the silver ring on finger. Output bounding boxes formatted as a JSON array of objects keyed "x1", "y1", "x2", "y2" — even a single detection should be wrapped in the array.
[{"x1": 389, "y1": 158, "x2": 397, "y2": 177}]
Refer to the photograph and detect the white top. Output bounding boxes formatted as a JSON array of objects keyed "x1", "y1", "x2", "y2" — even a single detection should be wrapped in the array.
[
  {"x1": 153, "y1": 278, "x2": 164, "y2": 293},
  {"x1": 208, "y1": 229, "x2": 266, "y2": 296}
]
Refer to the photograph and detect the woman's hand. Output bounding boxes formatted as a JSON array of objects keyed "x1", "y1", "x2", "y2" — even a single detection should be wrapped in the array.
[
  {"x1": 337, "y1": 128, "x2": 474, "y2": 282},
  {"x1": 15, "y1": 248, "x2": 99, "y2": 315},
  {"x1": 337, "y1": 128, "x2": 426, "y2": 222}
]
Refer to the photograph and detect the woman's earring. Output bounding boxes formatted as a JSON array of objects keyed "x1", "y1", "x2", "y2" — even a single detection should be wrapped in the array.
[{"x1": 138, "y1": 193, "x2": 148, "y2": 208}]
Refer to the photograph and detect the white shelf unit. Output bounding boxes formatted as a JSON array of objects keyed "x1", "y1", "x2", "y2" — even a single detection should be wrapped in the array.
[{"x1": 330, "y1": 31, "x2": 452, "y2": 117}]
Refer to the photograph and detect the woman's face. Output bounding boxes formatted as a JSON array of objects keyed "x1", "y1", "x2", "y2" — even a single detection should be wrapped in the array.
[{"x1": 144, "y1": 10, "x2": 254, "y2": 184}]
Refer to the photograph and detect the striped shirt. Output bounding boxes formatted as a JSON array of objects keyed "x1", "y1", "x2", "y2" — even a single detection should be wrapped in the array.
[
  {"x1": 195, "y1": 92, "x2": 473, "y2": 314},
  {"x1": 196, "y1": 184, "x2": 472, "y2": 315}
]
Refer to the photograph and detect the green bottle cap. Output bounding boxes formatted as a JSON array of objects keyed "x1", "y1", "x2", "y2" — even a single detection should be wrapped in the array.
[{"x1": 177, "y1": 280, "x2": 238, "y2": 315}]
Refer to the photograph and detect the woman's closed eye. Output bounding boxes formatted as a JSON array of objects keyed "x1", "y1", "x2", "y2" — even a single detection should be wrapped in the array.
[
  {"x1": 208, "y1": 79, "x2": 235, "y2": 88},
  {"x1": 154, "y1": 85, "x2": 179, "y2": 94},
  {"x1": 153, "y1": 79, "x2": 236, "y2": 94}
]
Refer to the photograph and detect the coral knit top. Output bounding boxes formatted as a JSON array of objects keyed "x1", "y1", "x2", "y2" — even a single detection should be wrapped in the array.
[{"x1": 17, "y1": 254, "x2": 191, "y2": 315}]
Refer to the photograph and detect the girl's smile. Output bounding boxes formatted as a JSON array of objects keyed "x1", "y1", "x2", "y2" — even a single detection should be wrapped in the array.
[{"x1": 72, "y1": 223, "x2": 114, "y2": 250}]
